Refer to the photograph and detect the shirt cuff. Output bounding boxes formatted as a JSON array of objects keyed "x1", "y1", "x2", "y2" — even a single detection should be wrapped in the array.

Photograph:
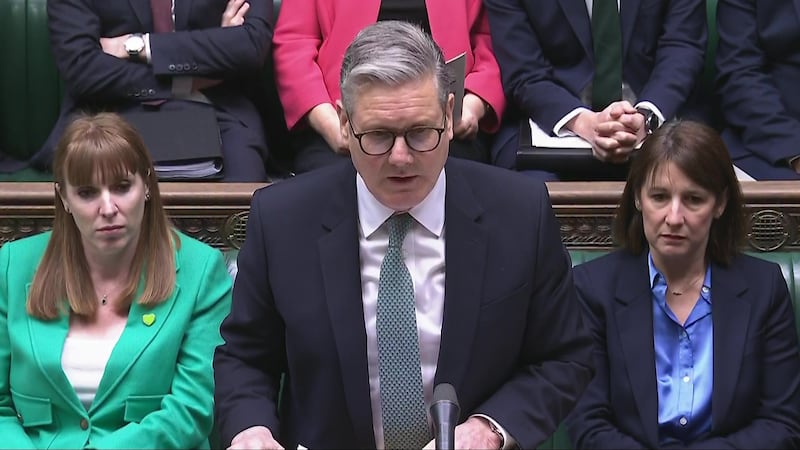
[
  {"x1": 471, "y1": 414, "x2": 517, "y2": 449},
  {"x1": 144, "y1": 33, "x2": 152, "y2": 64},
  {"x1": 633, "y1": 101, "x2": 665, "y2": 125},
  {"x1": 553, "y1": 107, "x2": 591, "y2": 137}
]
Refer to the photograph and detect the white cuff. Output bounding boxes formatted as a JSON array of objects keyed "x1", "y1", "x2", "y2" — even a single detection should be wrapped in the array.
[
  {"x1": 553, "y1": 107, "x2": 591, "y2": 137},
  {"x1": 472, "y1": 414, "x2": 517, "y2": 449},
  {"x1": 144, "y1": 33, "x2": 152, "y2": 64}
]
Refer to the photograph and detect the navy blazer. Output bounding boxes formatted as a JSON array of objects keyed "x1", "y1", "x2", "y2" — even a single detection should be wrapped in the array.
[
  {"x1": 716, "y1": 0, "x2": 800, "y2": 176},
  {"x1": 483, "y1": 0, "x2": 706, "y2": 133},
  {"x1": 213, "y1": 158, "x2": 594, "y2": 449},
  {"x1": 566, "y1": 250, "x2": 800, "y2": 449},
  {"x1": 36, "y1": 0, "x2": 272, "y2": 168}
]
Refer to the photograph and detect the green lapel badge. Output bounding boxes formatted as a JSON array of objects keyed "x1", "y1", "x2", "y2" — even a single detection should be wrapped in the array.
[{"x1": 142, "y1": 313, "x2": 156, "y2": 327}]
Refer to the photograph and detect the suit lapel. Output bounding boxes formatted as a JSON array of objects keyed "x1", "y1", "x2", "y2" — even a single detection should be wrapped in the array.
[
  {"x1": 174, "y1": 0, "x2": 194, "y2": 31},
  {"x1": 89, "y1": 261, "x2": 180, "y2": 411},
  {"x1": 433, "y1": 163, "x2": 487, "y2": 392},
  {"x1": 793, "y1": 0, "x2": 800, "y2": 33},
  {"x1": 620, "y1": 0, "x2": 642, "y2": 58},
  {"x1": 709, "y1": 261, "x2": 749, "y2": 431},
  {"x1": 129, "y1": 0, "x2": 153, "y2": 31},
  {"x1": 613, "y1": 253, "x2": 660, "y2": 448},
  {"x1": 559, "y1": 0, "x2": 593, "y2": 58},
  {"x1": 25, "y1": 284, "x2": 85, "y2": 416},
  {"x1": 318, "y1": 165, "x2": 376, "y2": 448}
]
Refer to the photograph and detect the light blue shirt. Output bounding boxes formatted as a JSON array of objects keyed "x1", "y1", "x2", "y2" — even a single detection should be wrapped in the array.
[{"x1": 648, "y1": 254, "x2": 713, "y2": 445}]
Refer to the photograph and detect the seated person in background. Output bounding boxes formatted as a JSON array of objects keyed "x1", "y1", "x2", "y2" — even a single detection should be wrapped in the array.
[
  {"x1": 483, "y1": 0, "x2": 707, "y2": 180},
  {"x1": 566, "y1": 120, "x2": 800, "y2": 448},
  {"x1": 0, "y1": 113, "x2": 233, "y2": 447},
  {"x1": 716, "y1": 0, "x2": 800, "y2": 180},
  {"x1": 272, "y1": 0, "x2": 507, "y2": 174},
  {"x1": 34, "y1": 0, "x2": 272, "y2": 182},
  {"x1": 214, "y1": 21, "x2": 592, "y2": 450}
]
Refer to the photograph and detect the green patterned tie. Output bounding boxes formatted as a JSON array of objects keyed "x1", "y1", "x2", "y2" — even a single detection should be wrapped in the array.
[
  {"x1": 591, "y1": 0, "x2": 623, "y2": 111},
  {"x1": 376, "y1": 213, "x2": 430, "y2": 449}
]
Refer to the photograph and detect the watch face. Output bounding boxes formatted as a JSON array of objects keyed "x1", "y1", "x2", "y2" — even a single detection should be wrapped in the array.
[{"x1": 125, "y1": 36, "x2": 145, "y2": 53}]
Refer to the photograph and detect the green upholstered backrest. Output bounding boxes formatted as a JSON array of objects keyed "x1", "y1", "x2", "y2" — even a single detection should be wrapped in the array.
[{"x1": 0, "y1": 0, "x2": 63, "y2": 161}]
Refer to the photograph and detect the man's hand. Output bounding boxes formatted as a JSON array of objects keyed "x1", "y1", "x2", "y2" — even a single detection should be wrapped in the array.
[
  {"x1": 567, "y1": 101, "x2": 643, "y2": 164},
  {"x1": 453, "y1": 93, "x2": 485, "y2": 140},
  {"x1": 222, "y1": 0, "x2": 250, "y2": 27},
  {"x1": 310, "y1": 103, "x2": 349, "y2": 154},
  {"x1": 423, "y1": 416, "x2": 503, "y2": 449},
  {"x1": 99, "y1": 34, "x2": 132, "y2": 60},
  {"x1": 791, "y1": 158, "x2": 800, "y2": 174},
  {"x1": 228, "y1": 426, "x2": 283, "y2": 450}
]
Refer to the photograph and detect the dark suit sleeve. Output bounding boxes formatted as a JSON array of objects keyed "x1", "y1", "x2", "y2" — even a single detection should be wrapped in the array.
[
  {"x1": 686, "y1": 264, "x2": 800, "y2": 449},
  {"x1": 716, "y1": 0, "x2": 800, "y2": 164},
  {"x1": 47, "y1": 0, "x2": 171, "y2": 102},
  {"x1": 635, "y1": 0, "x2": 706, "y2": 120},
  {"x1": 564, "y1": 263, "x2": 650, "y2": 449},
  {"x1": 213, "y1": 191, "x2": 285, "y2": 447},
  {"x1": 483, "y1": 0, "x2": 585, "y2": 132},
  {"x1": 475, "y1": 186, "x2": 594, "y2": 448},
  {"x1": 148, "y1": 0, "x2": 272, "y2": 76}
]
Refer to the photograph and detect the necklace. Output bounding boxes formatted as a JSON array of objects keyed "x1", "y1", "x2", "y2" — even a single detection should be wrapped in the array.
[
  {"x1": 101, "y1": 293, "x2": 108, "y2": 305},
  {"x1": 670, "y1": 275, "x2": 703, "y2": 296}
]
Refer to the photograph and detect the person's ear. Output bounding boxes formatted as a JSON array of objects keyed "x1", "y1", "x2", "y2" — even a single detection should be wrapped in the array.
[
  {"x1": 714, "y1": 190, "x2": 728, "y2": 219},
  {"x1": 55, "y1": 183, "x2": 70, "y2": 213},
  {"x1": 336, "y1": 99, "x2": 349, "y2": 141},
  {"x1": 445, "y1": 93, "x2": 455, "y2": 141}
]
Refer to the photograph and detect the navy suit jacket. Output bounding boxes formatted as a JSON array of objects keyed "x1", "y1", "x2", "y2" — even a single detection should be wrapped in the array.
[
  {"x1": 213, "y1": 159, "x2": 594, "y2": 449},
  {"x1": 36, "y1": 0, "x2": 272, "y2": 168},
  {"x1": 566, "y1": 250, "x2": 800, "y2": 449},
  {"x1": 483, "y1": 0, "x2": 706, "y2": 133},
  {"x1": 716, "y1": 0, "x2": 800, "y2": 175}
]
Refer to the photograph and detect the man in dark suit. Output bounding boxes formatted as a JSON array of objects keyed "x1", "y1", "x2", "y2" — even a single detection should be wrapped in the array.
[
  {"x1": 484, "y1": 0, "x2": 706, "y2": 176},
  {"x1": 39, "y1": 0, "x2": 272, "y2": 181},
  {"x1": 213, "y1": 20, "x2": 593, "y2": 449},
  {"x1": 716, "y1": 0, "x2": 800, "y2": 180}
]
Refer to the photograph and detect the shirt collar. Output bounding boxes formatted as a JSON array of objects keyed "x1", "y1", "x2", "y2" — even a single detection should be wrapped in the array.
[
  {"x1": 356, "y1": 168, "x2": 446, "y2": 238},
  {"x1": 648, "y1": 252, "x2": 712, "y2": 304}
]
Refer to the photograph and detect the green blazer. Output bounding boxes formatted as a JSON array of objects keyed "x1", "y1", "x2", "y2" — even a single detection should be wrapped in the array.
[{"x1": 0, "y1": 231, "x2": 232, "y2": 449}]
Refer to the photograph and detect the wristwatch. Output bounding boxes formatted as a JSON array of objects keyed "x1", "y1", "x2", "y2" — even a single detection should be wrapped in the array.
[
  {"x1": 124, "y1": 33, "x2": 145, "y2": 61},
  {"x1": 487, "y1": 420, "x2": 506, "y2": 449},
  {"x1": 636, "y1": 107, "x2": 661, "y2": 136}
]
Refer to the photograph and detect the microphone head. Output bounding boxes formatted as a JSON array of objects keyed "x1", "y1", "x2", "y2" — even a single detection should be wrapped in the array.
[{"x1": 432, "y1": 383, "x2": 459, "y2": 408}]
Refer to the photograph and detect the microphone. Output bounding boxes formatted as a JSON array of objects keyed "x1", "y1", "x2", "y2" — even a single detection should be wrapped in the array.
[{"x1": 430, "y1": 383, "x2": 460, "y2": 450}]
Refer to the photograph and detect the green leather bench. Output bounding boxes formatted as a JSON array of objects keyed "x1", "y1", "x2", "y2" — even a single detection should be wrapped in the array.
[{"x1": 0, "y1": 0, "x2": 289, "y2": 178}]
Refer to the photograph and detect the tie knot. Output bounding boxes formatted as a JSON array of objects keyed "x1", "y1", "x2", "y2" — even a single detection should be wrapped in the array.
[{"x1": 387, "y1": 213, "x2": 412, "y2": 249}]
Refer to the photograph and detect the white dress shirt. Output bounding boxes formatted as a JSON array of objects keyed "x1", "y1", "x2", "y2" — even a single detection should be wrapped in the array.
[
  {"x1": 356, "y1": 169, "x2": 514, "y2": 449},
  {"x1": 357, "y1": 169, "x2": 446, "y2": 449}
]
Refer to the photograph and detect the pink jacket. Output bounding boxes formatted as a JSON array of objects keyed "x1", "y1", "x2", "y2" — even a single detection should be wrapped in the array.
[{"x1": 273, "y1": 0, "x2": 506, "y2": 132}]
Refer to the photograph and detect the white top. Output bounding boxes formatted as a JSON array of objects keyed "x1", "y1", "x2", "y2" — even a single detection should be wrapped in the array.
[
  {"x1": 357, "y1": 169, "x2": 447, "y2": 449},
  {"x1": 61, "y1": 331, "x2": 122, "y2": 410}
]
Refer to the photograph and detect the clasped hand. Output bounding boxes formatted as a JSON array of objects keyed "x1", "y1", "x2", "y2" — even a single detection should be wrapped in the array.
[{"x1": 569, "y1": 100, "x2": 647, "y2": 164}]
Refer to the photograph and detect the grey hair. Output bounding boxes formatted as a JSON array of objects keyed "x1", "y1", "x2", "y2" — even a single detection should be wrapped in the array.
[{"x1": 339, "y1": 20, "x2": 451, "y2": 117}]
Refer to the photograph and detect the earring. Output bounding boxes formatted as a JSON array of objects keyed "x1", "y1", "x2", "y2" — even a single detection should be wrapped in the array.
[
  {"x1": 64, "y1": 204, "x2": 71, "y2": 214},
  {"x1": 145, "y1": 192, "x2": 151, "y2": 201},
  {"x1": 634, "y1": 201, "x2": 641, "y2": 211}
]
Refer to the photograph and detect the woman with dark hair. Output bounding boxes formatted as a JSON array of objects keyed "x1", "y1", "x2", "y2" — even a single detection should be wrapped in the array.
[
  {"x1": 0, "y1": 113, "x2": 232, "y2": 448},
  {"x1": 566, "y1": 120, "x2": 800, "y2": 448}
]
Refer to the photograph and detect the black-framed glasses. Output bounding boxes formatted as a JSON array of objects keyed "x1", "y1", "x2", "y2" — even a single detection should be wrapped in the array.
[{"x1": 347, "y1": 115, "x2": 447, "y2": 156}]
